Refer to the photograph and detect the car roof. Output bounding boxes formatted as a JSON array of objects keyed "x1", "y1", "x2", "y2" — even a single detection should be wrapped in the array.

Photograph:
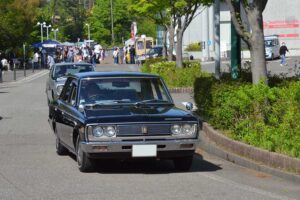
[
  {"x1": 69, "y1": 71, "x2": 161, "y2": 79},
  {"x1": 54, "y1": 62, "x2": 93, "y2": 66}
]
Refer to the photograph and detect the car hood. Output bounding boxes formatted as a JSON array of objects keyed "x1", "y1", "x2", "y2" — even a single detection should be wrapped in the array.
[
  {"x1": 55, "y1": 77, "x2": 67, "y2": 84},
  {"x1": 84, "y1": 105, "x2": 197, "y2": 124}
]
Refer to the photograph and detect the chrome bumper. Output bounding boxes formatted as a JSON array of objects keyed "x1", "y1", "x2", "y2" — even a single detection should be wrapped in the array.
[{"x1": 80, "y1": 139, "x2": 199, "y2": 153}]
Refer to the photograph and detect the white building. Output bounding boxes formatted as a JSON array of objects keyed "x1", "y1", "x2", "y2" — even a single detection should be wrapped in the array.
[{"x1": 180, "y1": 0, "x2": 300, "y2": 60}]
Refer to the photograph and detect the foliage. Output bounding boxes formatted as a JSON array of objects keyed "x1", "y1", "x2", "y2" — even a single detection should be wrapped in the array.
[
  {"x1": 194, "y1": 76, "x2": 300, "y2": 158},
  {"x1": 141, "y1": 59, "x2": 208, "y2": 88},
  {"x1": 0, "y1": 0, "x2": 40, "y2": 50},
  {"x1": 185, "y1": 42, "x2": 201, "y2": 51}
]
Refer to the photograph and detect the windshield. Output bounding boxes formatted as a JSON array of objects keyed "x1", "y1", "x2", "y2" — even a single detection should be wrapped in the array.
[
  {"x1": 79, "y1": 77, "x2": 171, "y2": 105},
  {"x1": 54, "y1": 64, "x2": 94, "y2": 79},
  {"x1": 264, "y1": 40, "x2": 275, "y2": 47}
]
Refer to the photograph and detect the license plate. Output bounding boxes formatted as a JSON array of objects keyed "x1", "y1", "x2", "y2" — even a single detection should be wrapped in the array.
[{"x1": 132, "y1": 145, "x2": 157, "y2": 157}]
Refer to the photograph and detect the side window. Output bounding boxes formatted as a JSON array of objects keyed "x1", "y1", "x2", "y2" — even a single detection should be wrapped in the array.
[
  {"x1": 60, "y1": 78, "x2": 73, "y2": 102},
  {"x1": 68, "y1": 85, "x2": 77, "y2": 106}
]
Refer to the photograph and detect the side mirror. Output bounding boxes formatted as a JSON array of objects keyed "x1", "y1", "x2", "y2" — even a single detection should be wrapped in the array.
[
  {"x1": 182, "y1": 102, "x2": 193, "y2": 111},
  {"x1": 78, "y1": 104, "x2": 85, "y2": 113}
]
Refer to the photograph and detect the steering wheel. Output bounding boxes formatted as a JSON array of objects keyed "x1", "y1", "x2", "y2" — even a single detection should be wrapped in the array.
[{"x1": 88, "y1": 94, "x2": 106, "y2": 102}]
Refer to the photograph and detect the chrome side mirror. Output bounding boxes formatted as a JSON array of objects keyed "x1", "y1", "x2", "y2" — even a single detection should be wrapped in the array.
[
  {"x1": 182, "y1": 102, "x2": 194, "y2": 111},
  {"x1": 78, "y1": 104, "x2": 85, "y2": 113}
]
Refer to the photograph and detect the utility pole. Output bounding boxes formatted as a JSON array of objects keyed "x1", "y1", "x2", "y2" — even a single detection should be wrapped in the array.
[
  {"x1": 110, "y1": 0, "x2": 114, "y2": 44},
  {"x1": 214, "y1": 0, "x2": 221, "y2": 80},
  {"x1": 231, "y1": 0, "x2": 241, "y2": 80},
  {"x1": 202, "y1": 7, "x2": 210, "y2": 61}
]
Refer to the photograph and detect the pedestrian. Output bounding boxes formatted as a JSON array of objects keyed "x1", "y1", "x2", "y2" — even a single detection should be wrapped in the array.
[
  {"x1": 47, "y1": 54, "x2": 55, "y2": 69},
  {"x1": 129, "y1": 45, "x2": 136, "y2": 64},
  {"x1": 279, "y1": 42, "x2": 289, "y2": 66},
  {"x1": 33, "y1": 51, "x2": 39, "y2": 69},
  {"x1": 113, "y1": 48, "x2": 119, "y2": 64}
]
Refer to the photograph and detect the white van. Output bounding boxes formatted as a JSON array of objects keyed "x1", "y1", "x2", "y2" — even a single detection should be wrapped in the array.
[{"x1": 264, "y1": 35, "x2": 280, "y2": 60}]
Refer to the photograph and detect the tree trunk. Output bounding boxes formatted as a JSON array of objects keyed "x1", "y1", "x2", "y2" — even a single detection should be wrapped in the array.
[
  {"x1": 163, "y1": 27, "x2": 168, "y2": 58},
  {"x1": 248, "y1": 8, "x2": 267, "y2": 84},
  {"x1": 167, "y1": 24, "x2": 175, "y2": 61},
  {"x1": 176, "y1": 29, "x2": 184, "y2": 68}
]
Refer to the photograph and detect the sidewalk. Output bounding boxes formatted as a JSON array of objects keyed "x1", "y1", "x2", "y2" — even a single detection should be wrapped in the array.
[{"x1": 1, "y1": 68, "x2": 44, "y2": 83}]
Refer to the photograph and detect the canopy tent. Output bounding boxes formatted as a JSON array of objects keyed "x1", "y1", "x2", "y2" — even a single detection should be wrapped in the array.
[{"x1": 32, "y1": 39, "x2": 61, "y2": 48}]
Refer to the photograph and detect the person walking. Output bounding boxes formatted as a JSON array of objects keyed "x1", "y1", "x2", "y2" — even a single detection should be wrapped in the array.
[
  {"x1": 47, "y1": 54, "x2": 55, "y2": 69},
  {"x1": 113, "y1": 48, "x2": 119, "y2": 64},
  {"x1": 129, "y1": 45, "x2": 136, "y2": 64},
  {"x1": 279, "y1": 42, "x2": 289, "y2": 66}
]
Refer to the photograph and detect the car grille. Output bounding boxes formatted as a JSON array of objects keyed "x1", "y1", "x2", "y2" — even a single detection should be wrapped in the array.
[{"x1": 117, "y1": 124, "x2": 171, "y2": 136}]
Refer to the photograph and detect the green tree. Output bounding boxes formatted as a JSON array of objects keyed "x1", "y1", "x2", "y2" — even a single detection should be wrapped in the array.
[{"x1": 0, "y1": 0, "x2": 40, "y2": 50}]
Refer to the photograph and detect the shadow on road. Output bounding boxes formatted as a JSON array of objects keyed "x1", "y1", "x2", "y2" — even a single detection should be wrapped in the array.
[{"x1": 68, "y1": 153, "x2": 222, "y2": 174}]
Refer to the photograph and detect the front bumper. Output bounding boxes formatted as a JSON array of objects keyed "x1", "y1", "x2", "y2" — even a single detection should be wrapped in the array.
[{"x1": 80, "y1": 138, "x2": 198, "y2": 158}]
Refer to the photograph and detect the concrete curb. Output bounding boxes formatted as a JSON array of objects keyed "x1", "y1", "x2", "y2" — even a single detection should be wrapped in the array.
[
  {"x1": 168, "y1": 87, "x2": 193, "y2": 93},
  {"x1": 198, "y1": 122, "x2": 300, "y2": 183}
]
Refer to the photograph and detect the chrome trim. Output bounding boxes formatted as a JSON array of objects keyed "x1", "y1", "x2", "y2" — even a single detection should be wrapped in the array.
[
  {"x1": 80, "y1": 138, "x2": 199, "y2": 153},
  {"x1": 86, "y1": 121, "x2": 198, "y2": 126}
]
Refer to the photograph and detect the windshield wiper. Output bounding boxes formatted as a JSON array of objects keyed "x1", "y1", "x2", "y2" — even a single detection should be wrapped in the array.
[{"x1": 135, "y1": 99, "x2": 171, "y2": 106}]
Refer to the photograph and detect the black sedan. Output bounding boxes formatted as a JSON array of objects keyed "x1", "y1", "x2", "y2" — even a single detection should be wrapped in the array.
[{"x1": 48, "y1": 72, "x2": 200, "y2": 172}]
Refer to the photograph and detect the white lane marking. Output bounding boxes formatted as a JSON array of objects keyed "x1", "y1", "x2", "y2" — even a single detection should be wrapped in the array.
[{"x1": 199, "y1": 172, "x2": 296, "y2": 200}]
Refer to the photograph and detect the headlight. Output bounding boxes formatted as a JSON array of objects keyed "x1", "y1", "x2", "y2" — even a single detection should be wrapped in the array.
[
  {"x1": 171, "y1": 124, "x2": 182, "y2": 135},
  {"x1": 56, "y1": 85, "x2": 64, "y2": 96},
  {"x1": 171, "y1": 124, "x2": 197, "y2": 136},
  {"x1": 93, "y1": 126, "x2": 104, "y2": 137},
  {"x1": 182, "y1": 124, "x2": 196, "y2": 135},
  {"x1": 104, "y1": 126, "x2": 116, "y2": 137}
]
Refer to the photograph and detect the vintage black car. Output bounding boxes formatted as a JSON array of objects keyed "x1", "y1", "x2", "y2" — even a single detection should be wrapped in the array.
[{"x1": 48, "y1": 72, "x2": 200, "y2": 172}]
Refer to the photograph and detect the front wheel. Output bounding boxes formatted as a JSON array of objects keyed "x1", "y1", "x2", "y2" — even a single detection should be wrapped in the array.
[
  {"x1": 76, "y1": 136, "x2": 94, "y2": 172},
  {"x1": 173, "y1": 155, "x2": 193, "y2": 171}
]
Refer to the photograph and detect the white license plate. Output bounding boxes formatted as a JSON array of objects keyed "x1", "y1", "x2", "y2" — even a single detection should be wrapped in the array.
[{"x1": 132, "y1": 145, "x2": 157, "y2": 157}]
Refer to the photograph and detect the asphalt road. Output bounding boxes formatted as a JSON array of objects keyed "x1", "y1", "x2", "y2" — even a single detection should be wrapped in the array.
[
  {"x1": 0, "y1": 62, "x2": 299, "y2": 200},
  {"x1": 201, "y1": 56, "x2": 300, "y2": 77}
]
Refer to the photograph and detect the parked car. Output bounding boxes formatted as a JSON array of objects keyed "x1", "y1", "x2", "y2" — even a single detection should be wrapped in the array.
[
  {"x1": 48, "y1": 72, "x2": 200, "y2": 172},
  {"x1": 265, "y1": 35, "x2": 280, "y2": 60},
  {"x1": 145, "y1": 46, "x2": 163, "y2": 59},
  {"x1": 46, "y1": 63, "x2": 95, "y2": 104}
]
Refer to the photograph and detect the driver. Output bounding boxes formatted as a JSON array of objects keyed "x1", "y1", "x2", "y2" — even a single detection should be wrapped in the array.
[{"x1": 85, "y1": 82, "x2": 100, "y2": 102}]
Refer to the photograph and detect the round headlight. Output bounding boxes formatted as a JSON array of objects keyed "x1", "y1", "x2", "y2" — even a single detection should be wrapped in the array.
[
  {"x1": 182, "y1": 124, "x2": 193, "y2": 135},
  {"x1": 105, "y1": 126, "x2": 116, "y2": 137},
  {"x1": 56, "y1": 85, "x2": 64, "y2": 95},
  {"x1": 171, "y1": 124, "x2": 182, "y2": 135},
  {"x1": 93, "y1": 126, "x2": 104, "y2": 137}
]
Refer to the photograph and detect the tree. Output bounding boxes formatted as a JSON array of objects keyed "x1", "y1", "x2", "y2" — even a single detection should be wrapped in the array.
[
  {"x1": 225, "y1": 0, "x2": 268, "y2": 84},
  {"x1": 129, "y1": 0, "x2": 170, "y2": 59},
  {"x1": 173, "y1": 0, "x2": 211, "y2": 67},
  {"x1": 0, "y1": 0, "x2": 40, "y2": 50}
]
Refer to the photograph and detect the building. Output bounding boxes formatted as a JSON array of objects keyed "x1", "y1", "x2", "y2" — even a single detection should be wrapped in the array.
[{"x1": 158, "y1": 1, "x2": 300, "y2": 60}]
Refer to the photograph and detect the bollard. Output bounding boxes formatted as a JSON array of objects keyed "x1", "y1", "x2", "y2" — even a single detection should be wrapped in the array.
[
  {"x1": 0, "y1": 68, "x2": 2, "y2": 83},
  {"x1": 32, "y1": 62, "x2": 34, "y2": 73},
  {"x1": 24, "y1": 62, "x2": 26, "y2": 77},
  {"x1": 13, "y1": 63, "x2": 16, "y2": 81}
]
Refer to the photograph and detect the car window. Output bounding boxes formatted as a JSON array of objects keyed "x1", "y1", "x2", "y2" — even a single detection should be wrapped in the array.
[
  {"x1": 60, "y1": 78, "x2": 73, "y2": 102},
  {"x1": 79, "y1": 77, "x2": 171, "y2": 105},
  {"x1": 68, "y1": 85, "x2": 77, "y2": 106}
]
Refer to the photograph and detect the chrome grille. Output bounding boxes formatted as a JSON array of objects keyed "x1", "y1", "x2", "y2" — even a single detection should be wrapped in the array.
[{"x1": 117, "y1": 124, "x2": 171, "y2": 136}]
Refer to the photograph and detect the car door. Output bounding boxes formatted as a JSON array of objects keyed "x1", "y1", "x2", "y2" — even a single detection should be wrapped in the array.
[
  {"x1": 58, "y1": 80, "x2": 82, "y2": 149},
  {"x1": 55, "y1": 78, "x2": 74, "y2": 148}
]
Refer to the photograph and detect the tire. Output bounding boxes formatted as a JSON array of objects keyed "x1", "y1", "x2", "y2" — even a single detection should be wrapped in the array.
[
  {"x1": 173, "y1": 155, "x2": 193, "y2": 171},
  {"x1": 271, "y1": 54, "x2": 274, "y2": 60},
  {"x1": 76, "y1": 136, "x2": 94, "y2": 172},
  {"x1": 55, "y1": 130, "x2": 68, "y2": 155}
]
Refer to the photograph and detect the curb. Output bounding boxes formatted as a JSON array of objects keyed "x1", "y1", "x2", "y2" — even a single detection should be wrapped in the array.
[
  {"x1": 198, "y1": 122, "x2": 300, "y2": 183},
  {"x1": 169, "y1": 87, "x2": 193, "y2": 93}
]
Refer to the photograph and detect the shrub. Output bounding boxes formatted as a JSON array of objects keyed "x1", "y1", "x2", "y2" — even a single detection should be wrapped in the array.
[
  {"x1": 142, "y1": 60, "x2": 208, "y2": 88},
  {"x1": 185, "y1": 42, "x2": 201, "y2": 52},
  {"x1": 194, "y1": 78, "x2": 300, "y2": 158}
]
